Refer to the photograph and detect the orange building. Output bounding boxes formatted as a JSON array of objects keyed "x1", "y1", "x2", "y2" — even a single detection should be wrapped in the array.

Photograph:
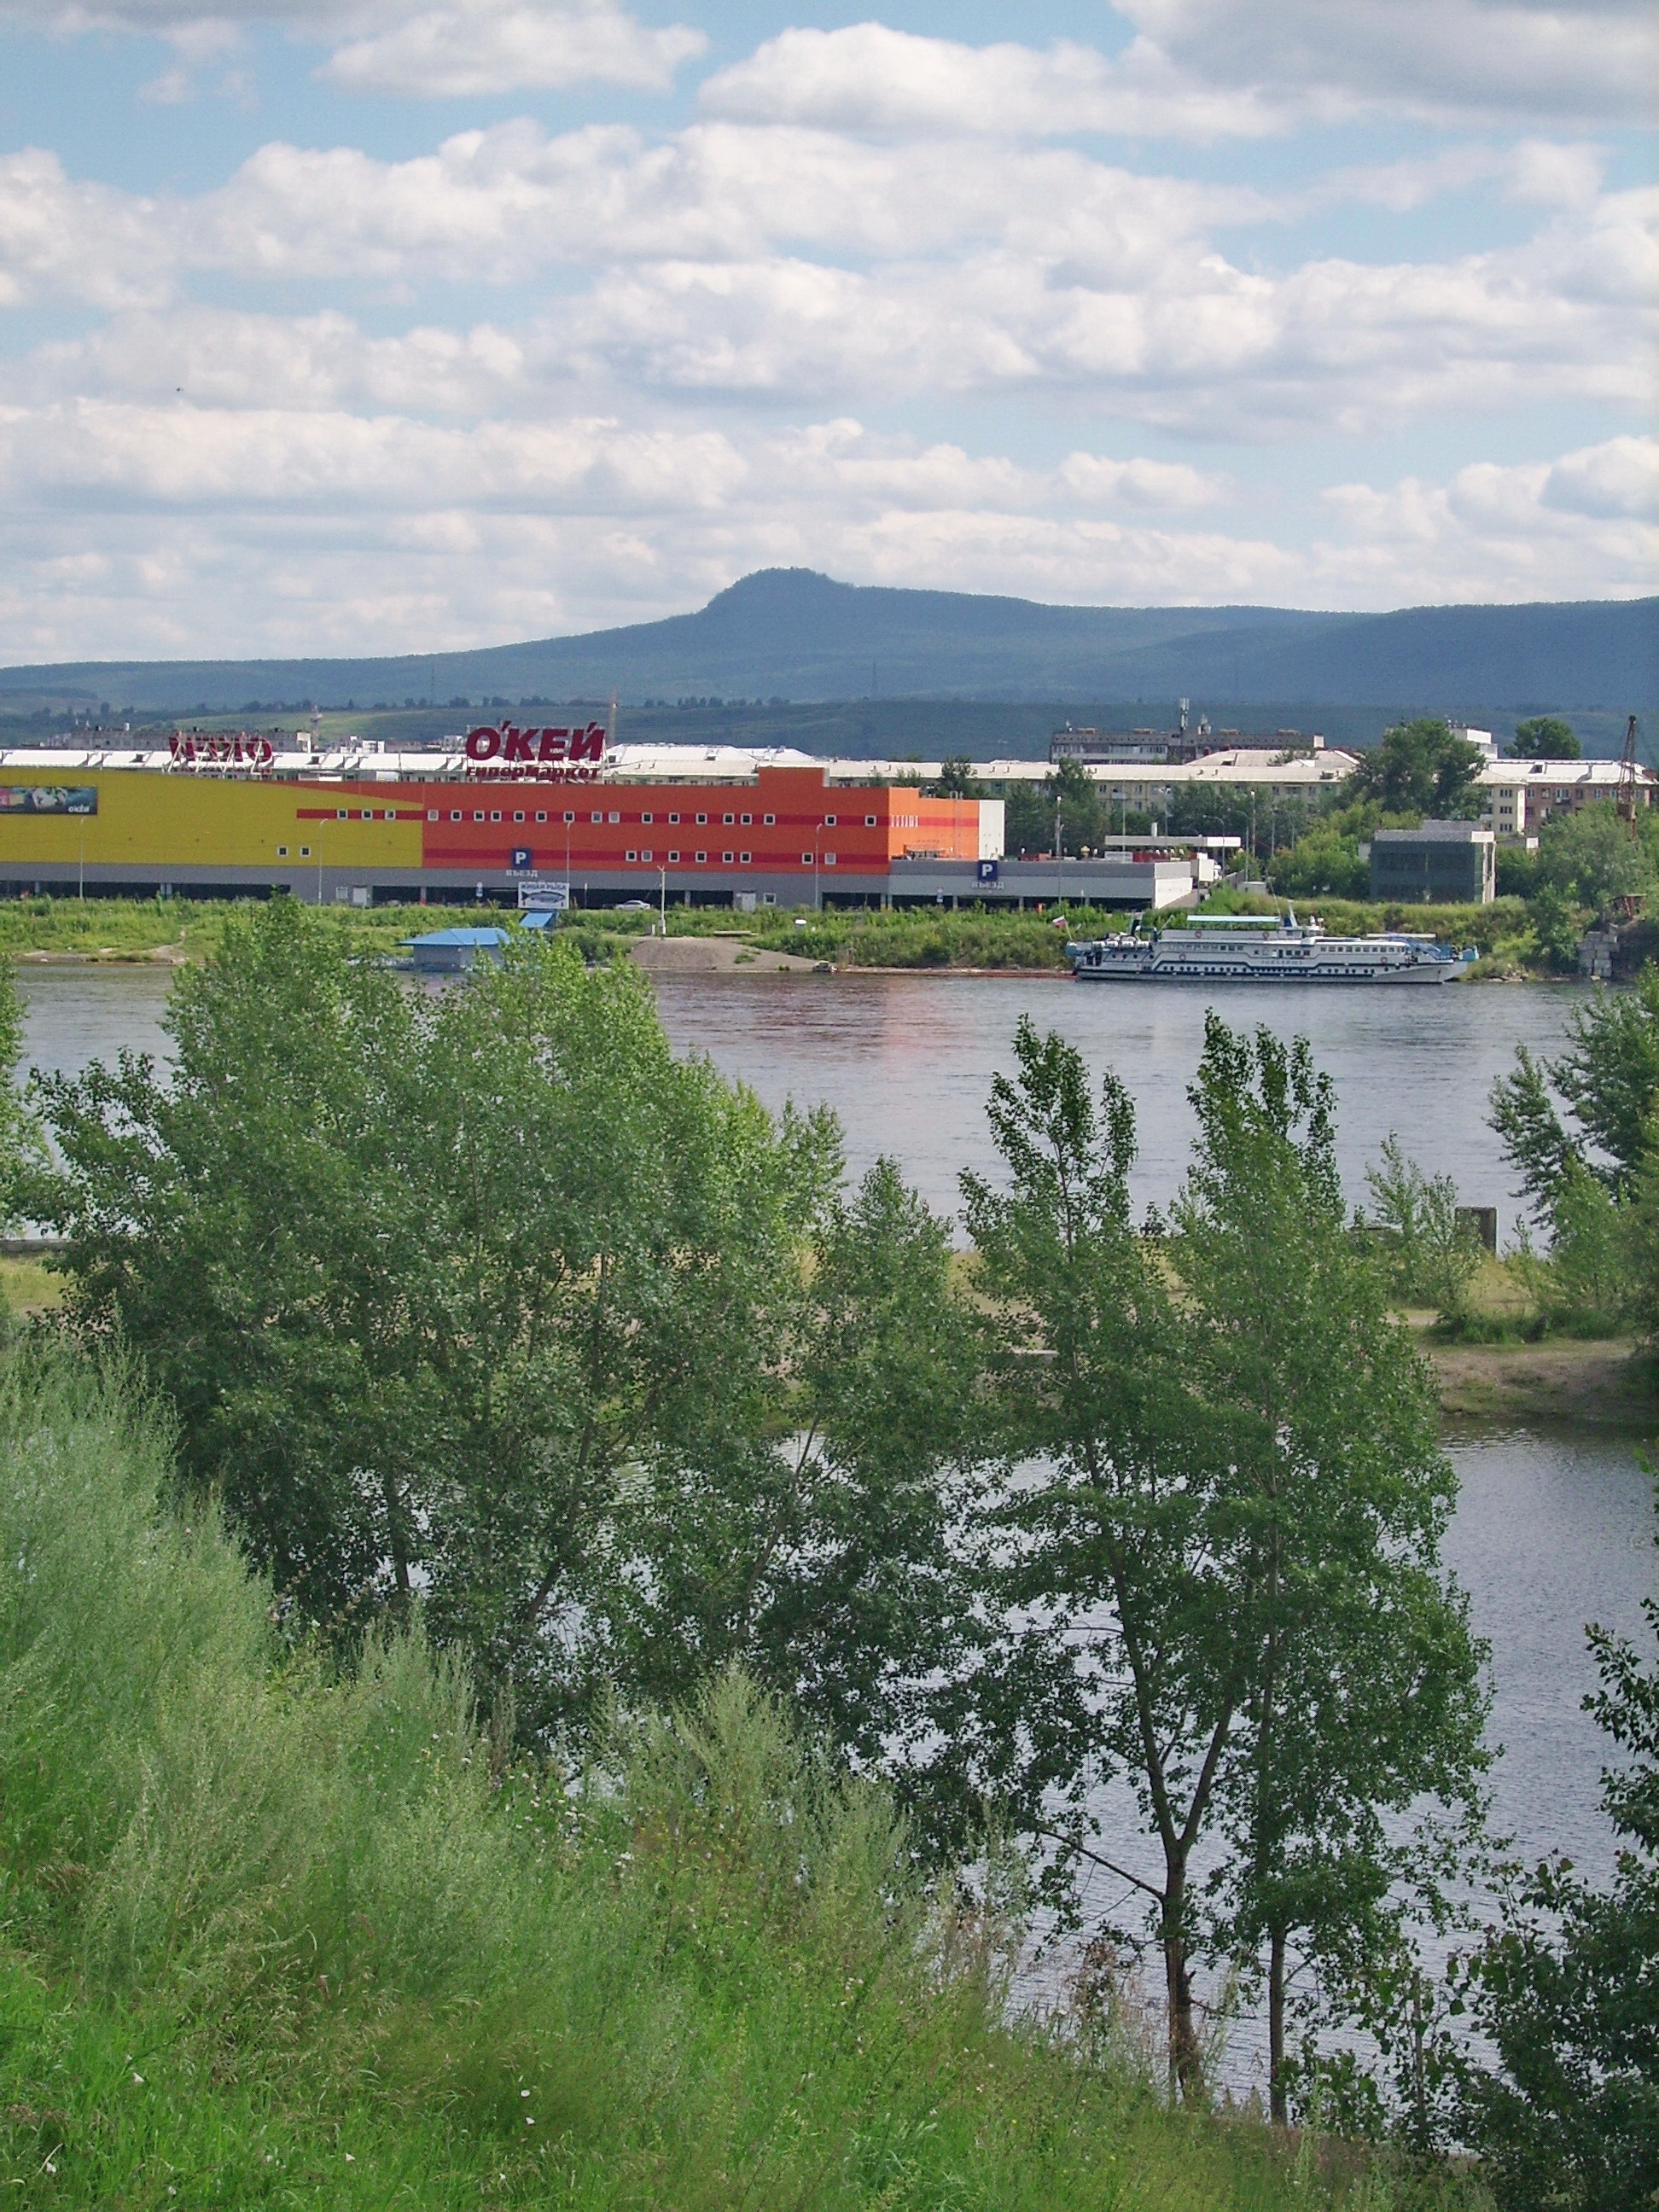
[{"x1": 0, "y1": 736, "x2": 1001, "y2": 909}]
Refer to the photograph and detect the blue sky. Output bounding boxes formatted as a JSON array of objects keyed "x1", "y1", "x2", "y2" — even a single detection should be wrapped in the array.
[{"x1": 0, "y1": 0, "x2": 1653, "y2": 660}]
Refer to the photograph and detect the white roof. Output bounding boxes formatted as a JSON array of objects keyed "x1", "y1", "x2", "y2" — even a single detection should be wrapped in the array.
[{"x1": 1481, "y1": 758, "x2": 1653, "y2": 787}]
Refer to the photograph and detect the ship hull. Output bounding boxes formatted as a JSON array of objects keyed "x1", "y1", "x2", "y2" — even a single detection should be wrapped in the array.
[{"x1": 1072, "y1": 959, "x2": 1457, "y2": 983}]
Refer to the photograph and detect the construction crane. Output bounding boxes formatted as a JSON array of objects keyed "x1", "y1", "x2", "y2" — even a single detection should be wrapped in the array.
[{"x1": 1617, "y1": 713, "x2": 1642, "y2": 839}]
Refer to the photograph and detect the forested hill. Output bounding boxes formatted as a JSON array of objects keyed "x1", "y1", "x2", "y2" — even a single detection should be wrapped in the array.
[{"x1": 2, "y1": 568, "x2": 1652, "y2": 715}]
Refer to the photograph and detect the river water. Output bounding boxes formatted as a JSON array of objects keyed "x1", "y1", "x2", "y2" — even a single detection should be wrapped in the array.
[{"x1": 15, "y1": 963, "x2": 1656, "y2": 2066}]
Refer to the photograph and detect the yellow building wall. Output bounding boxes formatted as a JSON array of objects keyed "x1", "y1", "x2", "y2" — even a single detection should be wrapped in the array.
[{"x1": 0, "y1": 774, "x2": 422, "y2": 872}]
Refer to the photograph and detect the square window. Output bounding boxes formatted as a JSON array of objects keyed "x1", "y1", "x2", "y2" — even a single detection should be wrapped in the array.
[
  {"x1": 491, "y1": 811, "x2": 502, "y2": 823},
  {"x1": 824, "y1": 852, "x2": 836, "y2": 865},
  {"x1": 427, "y1": 809, "x2": 439, "y2": 823},
  {"x1": 739, "y1": 851, "x2": 751, "y2": 864},
  {"x1": 669, "y1": 811, "x2": 680, "y2": 824},
  {"x1": 641, "y1": 812, "x2": 653, "y2": 824},
  {"x1": 723, "y1": 850, "x2": 735, "y2": 863},
  {"x1": 668, "y1": 849, "x2": 680, "y2": 862},
  {"x1": 801, "y1": 851, "x2": 812, "y2": 864},
  {"x1": 696, "y1": 850, "x2": 707, "y2": 863},
  {"x1": 337, "y1": 808, "x2": 347, "y2": 819},
  {"x1": 763, "y1": 812, "x2": 775, "y2": 825},
  {"x1": 535, "y1": 810, "x2": 547, "y2": 824},
  {"x1": 763, "y1": 892, "x2": 776, "y2": 905},
  {"x1": 474, "y1": 811, "x2": 485, "y2": 823},
  {"x1": 641, "y1": 850, "x2": 653, "y2": 863},
  {"x1": 591, "y1": 812, "x2": 602, "y2": 824},
  {"x1": 608, "y1": 811, "x2": 620, "y2": 824},
  {"x1": 723, "y1": 812, "x2": 735, "y2": 824},
  {"x1": 300, "y1": 845, "x2": 311, "y2": 858},
  {"x1": 864, "y1": 814, "x2": 876, "y2": 827},
  {"x1": 514, "y1": 810, "x2": 525, "y2": 823},
  {"x1": 696, "y1": 812, "x2": 707, "y2": 824},
  {"x1": 277, "y1": 845, "x2": 289, "y2": 858},
  {"x1": 451, "y1": 810, "x2": 462, "y2": 822},
  {"x1": 626, "y1": 850, "x2": 637, "y2": 863},
  {"x1": 740, "y1": 812, "x2": 752, "y2": 825},
  {"x1": 824, "y1": 814, "x2": 837, "y2": 826},
  {"x1": 359, "y1": 809, "x2": 372, "y2": 821}
]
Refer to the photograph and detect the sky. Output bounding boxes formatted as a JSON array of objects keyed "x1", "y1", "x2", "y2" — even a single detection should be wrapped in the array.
[{"x1": 0, "y1": 0, "x2": 1655, "y2": 661}]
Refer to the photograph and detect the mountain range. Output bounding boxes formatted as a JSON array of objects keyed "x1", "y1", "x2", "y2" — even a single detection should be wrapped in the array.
[{"x1": 2, "y1": 569, "x2": 1652, "y2": 722}]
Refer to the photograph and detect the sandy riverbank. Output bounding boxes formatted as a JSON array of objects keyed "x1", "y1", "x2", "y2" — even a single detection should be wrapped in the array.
[{"x1": 1426, "y1": 1336, "x2": 1653, "y2": 1432}]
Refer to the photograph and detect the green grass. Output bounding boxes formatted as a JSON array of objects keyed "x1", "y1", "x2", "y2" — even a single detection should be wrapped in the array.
[{"x1": 0, "y1": 1345, "x2": 1483, "y2": 2210}]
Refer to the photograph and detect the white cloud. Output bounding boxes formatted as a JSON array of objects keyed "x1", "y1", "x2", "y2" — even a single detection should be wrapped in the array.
[
  {"x1": 700, "y1": 22, "x2": 1289, "y2": 142},
  {"x1": 1121, "y1": 0, "x2": 1657, "y2": 125},
  {"x1": 1541, "y1": 433, "x2": 1659, "y2": 518},
  {"x1": 321, "y1": 0, "x2": 705, "y2": 99}
]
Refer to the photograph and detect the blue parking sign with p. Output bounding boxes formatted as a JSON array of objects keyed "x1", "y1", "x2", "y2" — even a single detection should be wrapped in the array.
[{"x1": 977, "y1": 859, "x2": 999, "y2": 884}]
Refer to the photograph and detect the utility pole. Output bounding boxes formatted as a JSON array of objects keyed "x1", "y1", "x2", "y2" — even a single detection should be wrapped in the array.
[{"x1": 1618, "y1": 714, "x2": 1641, "y2": 841}]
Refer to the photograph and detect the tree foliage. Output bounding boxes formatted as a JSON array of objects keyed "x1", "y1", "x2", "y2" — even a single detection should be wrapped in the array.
[
  {"x1": 1364, "y1": 1135, "x2": 1485, "y2": 1323},
  {"x1": 1508, "y1": 716, "x2": 1580, "y2": 760},
  {"x1": 1351, "y1": 719, "x2": 1485, "y2": 819},
  {"x1": 1535, "y1": 801, "x2": 1657, "y2": 917},
  {"x1": 33, "y1": 899, "x2": 969, "y2": 1750}
]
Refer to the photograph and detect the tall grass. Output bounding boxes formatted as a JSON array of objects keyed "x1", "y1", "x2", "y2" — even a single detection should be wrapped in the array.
[{"x1": 0, "y1": 1347, "x2": 1483, "y2": 2208}]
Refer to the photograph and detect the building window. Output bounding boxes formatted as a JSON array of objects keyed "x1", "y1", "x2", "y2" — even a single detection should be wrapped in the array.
[
  {"x1": 723, "y1": 812, "x2": 735, "y2": 824},
  {"x1": 696, "y1": 850, "x2": 707, "y2": 863},
  {"x1": 535, "y1": 811, "x2": 547, "y2": 823},
  {"x1": 763, "y1": 812, "x2": 775, "y2": 825},
  {"x1": 824, "y1": 852, "x2": 836, "y2": 865},
  {"x1": 723, "y1": 850, "x2": 735, "y2": 862},
  {"x1": 591, "y1": 812, "x2": 602, "y2": 824},
  {"x1": 337, "y1": 808, "x2": 348, "y2": 819},
  {"x1": 668, "y1": 849, "x2": 680, "y2": 862},
  {"x1": 696, "y1": 812, "x2": 708, "y2": 824},
  {"x1": 474, "y1": 811, "x2": 486, "y2": 822},
  {"x1": 669, "y1": 812, "x2": 681, "y2": 824},
  {"x1": 427, "y1": 809, "x2": 439, "y2": 823},
  {"x1": 626, "y1": 850, "x2": 637, "y2": 863},
  {"x1": 491, "y1": 811, "x2": 502, "y2": 823},
  {"x1": 824, "y1": 814, "x2": 836, "y2": 826},
  {"x1": 641, "y1": 849, "x2": 653, "y2": 863},
  {"x1": 740, "y1": 812, "x2": 752, "y2": 825},
  {"x1": 300, "y1": 845, "x2": 311, "y2": 859},
  {"x1": 641, "y1": 812, "x2": 653, "y2": 824},
  {"x1": 740, "y1": 851, "x2": 751, "y2": 864},
  {"x1": 801, "y1": 851, "x2": 813, "y2": 864},
  {"x1": 451, "y1": 810, "x2": 462, "y2": 821},
  {"x1": 514, "y1": 810, "x2": 525, "y2": 823},
  {"x1": 563, "y1": 811, "x2": 574, "y2": 824},
  {"x1": 359, "y1": 810, "x2": 372, "y2": 821},
  {"x1": 865, "y1": 814, "x2": 876, "y2": 827},
  {"x1": 277, "y1": 844, "x2": 289, "y2": 858},
  {"x1": 608, "y1": 811, "x2": 620, "y2": 824}
]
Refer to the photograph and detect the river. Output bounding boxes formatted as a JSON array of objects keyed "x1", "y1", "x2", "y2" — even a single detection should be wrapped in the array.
[{"x1": 14, "y1": 960, "x2": 1656, "y2": 2077}]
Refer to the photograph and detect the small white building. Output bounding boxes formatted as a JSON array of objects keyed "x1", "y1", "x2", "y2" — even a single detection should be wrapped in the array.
[{"x1": 1479, "y1": 758, "x2": 1656, "y2": 839}]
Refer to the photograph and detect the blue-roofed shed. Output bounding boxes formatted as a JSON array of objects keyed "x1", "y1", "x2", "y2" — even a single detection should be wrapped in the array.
[{"x1": 403, "y1": 925, "x2": 511, "y2": 973}]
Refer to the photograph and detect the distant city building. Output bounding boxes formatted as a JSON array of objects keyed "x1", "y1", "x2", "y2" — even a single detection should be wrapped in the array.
[
  {"x1": 1370, "y1": 821, "x2": 1496, "y2": 905},
  {"x1": 1479, "y1": 757, "x2": 1655, "y2": 839},
  {"x1": 1050, "y1": 707, "x2": 1326, "y2": 769}
]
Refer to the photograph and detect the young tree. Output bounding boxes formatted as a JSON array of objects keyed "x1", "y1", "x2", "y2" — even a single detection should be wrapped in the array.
[
  {"x1": 1364, "y1": 1134, "x2": 1485, "y2": 1324},
  {"x1": 1535, "y1": 802, "x2": 1656, "y2": 916},
  {"x1": 955, "y1": 1016, "x2": 1486, "y2": 2111},
  {"x1": 1173, "y1": 1024, "x2": 1487, "y2": 2122},
  {"x1": 1508, "y1": 716, "x2": 1580, "y2": 760},
  {"x1": 1352, "y1": 719, "x2": 1485, "y2": 818},
  {"x1": 0, "y1": 958, "x2": 33, "y2": 1232},
  {"x1": 928, "y1": 755, "x2": 977, "y2": 799},
  {"x1": 1458, "y1": 1508, "x2": 1659, "y2": 2209}
]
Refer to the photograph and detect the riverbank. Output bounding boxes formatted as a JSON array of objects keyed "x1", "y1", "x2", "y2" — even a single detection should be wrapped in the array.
[
  {"x1": 0, "y1": 893, "x2": 1573, "y2": 978},
  {"x1": 1424, "y1": 1334, "x2": 1653, "y2": 1432}
]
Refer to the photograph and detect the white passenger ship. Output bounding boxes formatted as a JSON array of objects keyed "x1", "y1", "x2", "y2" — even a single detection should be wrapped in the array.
[{"x1": 1068, "y1": 911, "x2": 1474, "y2": 985}]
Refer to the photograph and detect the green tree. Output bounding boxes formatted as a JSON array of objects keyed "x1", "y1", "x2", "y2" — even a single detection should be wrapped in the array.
[
  {"x1": 1352, "y1": 719, "x2": 1485, "y2": 818},
  {"x1": 1364, "y1": 1134, "x2": 1486, "y2": 1324},
  {"x1": 38, "y1": 901, "x2": 916, "y2": 1748},
  {"x1": 1048, "y1": 757, "x2": 1104, "y2": 854},
  {"x1": 952, "y1": 1016, "x2": 1486, "y2": 2109},
  {"x1": 0, "y1": 959, "x2": 32, "y2": 1231},
  {"x1": 1535, "y1": 801, "x2": 1656, "y2": 916},
  {"x1": 1458, "y1": 1498, "x2": 1659, "y2": 2208},
  {"x1": 928, "y1": 755, "x2": 977, "y2": 798},
  {"x1": 1173, "y1": 1024, "x2": 1487, "y2": 2123},
  {"x1": 1508, "y1": 716, "x2": 1580, "y2": 759}
]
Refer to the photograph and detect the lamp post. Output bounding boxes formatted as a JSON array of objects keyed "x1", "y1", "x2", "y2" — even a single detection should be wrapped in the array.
[
  {"x1": 813, "y1": 822, "x2": 823, "y2": 912},
  {"x1": 659, "y1": 863, "x2": 667, "y2": 936}
]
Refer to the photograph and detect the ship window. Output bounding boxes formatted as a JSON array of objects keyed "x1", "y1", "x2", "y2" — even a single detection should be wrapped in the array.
[
  {"x1": 763, "y1": 812, "x2": 775, "y2": 825},
  {"x1": 277, "y1": 845, "x2": 289, "y2": 858},
  {"x1": 300, "y1": 845, "x2": 311, "y2": 858}
]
